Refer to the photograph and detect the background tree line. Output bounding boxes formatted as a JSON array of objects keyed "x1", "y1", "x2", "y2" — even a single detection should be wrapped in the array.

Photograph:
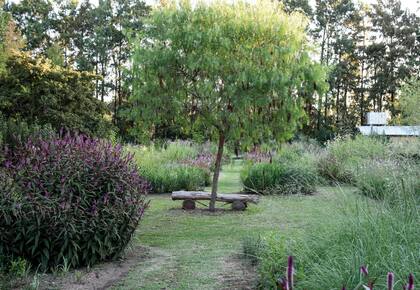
[
  {"x1": 1, "y1": 0, "x2": 419, "y2": 143},
  {"x1": 303, "y1": 0, "x2": 419, "y2": 140}
]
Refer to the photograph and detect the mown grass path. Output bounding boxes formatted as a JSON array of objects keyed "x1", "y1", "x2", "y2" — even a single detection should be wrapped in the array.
[{"x1": 113, "y1": 162, "x2": 355, "y2": 290}]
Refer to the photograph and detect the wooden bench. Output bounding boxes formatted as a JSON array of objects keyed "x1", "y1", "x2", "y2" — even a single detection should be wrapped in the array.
[{"x1": 171, "y1": 191, "x2": 260, "y2": 210}]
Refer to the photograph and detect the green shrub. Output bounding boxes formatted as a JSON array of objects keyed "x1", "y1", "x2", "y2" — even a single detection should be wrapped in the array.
[
  {"x1": 0, "y1": 52, "x2": 112, "y2": 138},
  {"x1": 0, "y1": 135, "x2": 149, "y2": 271},
  {"x1": 352, "y1": 160, "x2": 396, "y2": 199}
]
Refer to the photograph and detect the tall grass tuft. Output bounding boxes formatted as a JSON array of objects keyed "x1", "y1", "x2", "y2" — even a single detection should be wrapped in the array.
[
  {"x1": 127, "y1": 141, "x2": 213, "y2": 193},
  {"x1": 246, "y1": 183, "x2": 419, "y2": 289},
  {"x1": 241, "y1": 140, "x2": 323, "y2": 195}
]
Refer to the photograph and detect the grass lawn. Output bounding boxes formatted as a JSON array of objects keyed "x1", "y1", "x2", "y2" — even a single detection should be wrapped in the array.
[{"x1": 113, "y1": 161, "x2": 358, "y2": 290}]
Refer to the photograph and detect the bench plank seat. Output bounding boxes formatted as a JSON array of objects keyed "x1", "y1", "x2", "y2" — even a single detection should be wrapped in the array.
[{"x1": 171, "y1": 191, "x2": 259, "y2": 204}]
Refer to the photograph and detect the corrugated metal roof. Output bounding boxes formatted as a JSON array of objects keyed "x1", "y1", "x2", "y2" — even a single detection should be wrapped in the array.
[{"x1": 358, "y1": 126, "x2": 420, "y2": 136}]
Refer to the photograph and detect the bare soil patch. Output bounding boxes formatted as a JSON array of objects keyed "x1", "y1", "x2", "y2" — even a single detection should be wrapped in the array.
[{"x1": 31, "y1": 246, "x2": 153, "y2": 290}]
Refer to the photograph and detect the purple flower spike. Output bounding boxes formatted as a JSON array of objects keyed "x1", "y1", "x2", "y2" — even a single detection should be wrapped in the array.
[
  {"x1": 342, "y1": 286, "x2": 347, "y2": 290},
  {"x1": 287, "y1": 256, "x2": 294, "y2": 290},
  {"x1": 406, "y1": 273, "x2": 414, "y2": 290},
  {"x1": 387, "y1": 272, "x2": 394, "y2": 290},
  {"x1": 360, "y1": 265, "x2": 369, "y2": 276}
]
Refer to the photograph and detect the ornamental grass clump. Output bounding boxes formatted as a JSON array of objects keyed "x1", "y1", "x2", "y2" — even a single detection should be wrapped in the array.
[{"x1": 0, "y1": 134, "x2": 149, "y2": 271}]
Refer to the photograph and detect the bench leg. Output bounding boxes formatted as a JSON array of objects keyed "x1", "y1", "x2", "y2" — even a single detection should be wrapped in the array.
[
  {"x1": 182, "y1": 199, "x2": 196, "y2": 210},
  {"x1": 231, "y1": 200, "x2": 246, "y2": 211}
]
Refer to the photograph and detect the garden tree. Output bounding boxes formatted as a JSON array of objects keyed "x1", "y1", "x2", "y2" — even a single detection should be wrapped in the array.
[
  {"x1": 73, "y1": 0, "x2": 96, "y2": 71},
  {"x1": 0, "y1": 51, "x2": 111, "y2": 137},
  {"x1": 53, "y1": 0, "x2": 79, "y2": 67},
  {"x1": 367, "y1": 0, "x2": 420, "y2": 117},
  {"x1": 398, "y1": 77, "x2": 420, "y2": 125},
  {"x1": 280, "y1": 0, "x2": 312, "y2": 16},
  {"x1": 6, "y1": 0, "x2": 54, "y2": 53},
  {"x1": 109, "y1": 0, "x2": 149, "y2": 123},
  {"x1": 129, "y1": 0, "x2": 327, "y2": 211},
  {"x1": 309, "y1": 0, "x2": 356, "y2": 139},
  {"x1": 6, "y1": 0, "x2": 149, "y2": 114},
  {"x1": 351, "y1": 3, "x2": 370, "y2": 125}
]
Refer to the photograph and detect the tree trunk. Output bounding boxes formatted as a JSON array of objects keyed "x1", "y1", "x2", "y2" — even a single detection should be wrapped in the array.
[
  {"x1": 360, "y1": 59, "x2": 365, "y2": 125},
  {"x1": 335, "y1": 80, "x2": 341, "y2": 125},
  {"x1": 209, "y1": 133, "x2": 225, "y2": 212}
]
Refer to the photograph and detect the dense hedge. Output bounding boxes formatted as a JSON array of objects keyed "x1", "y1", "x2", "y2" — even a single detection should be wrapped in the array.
[{"x1": 0, "y1": 134, "x2": 149, "y2": 271}]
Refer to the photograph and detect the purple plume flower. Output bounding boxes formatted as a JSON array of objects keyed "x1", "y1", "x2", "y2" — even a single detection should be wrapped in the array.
[
  {"x1": 387, "y1": 272, "x2": 394, "y2": 290},
  {"x1": 287, "y1": 256, "x2": 294, "y2": 290},
  {"x1": 406, "y1": 274, "x2": 414, "y2": 290}
]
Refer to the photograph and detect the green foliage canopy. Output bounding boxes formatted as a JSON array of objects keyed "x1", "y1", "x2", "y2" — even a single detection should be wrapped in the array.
[
  {"x1": 129, "y1": 0, "x2": 327, "y2": 145},
  {"x1": 0, "y1": 52, "x2": 111, "y2": 137}
]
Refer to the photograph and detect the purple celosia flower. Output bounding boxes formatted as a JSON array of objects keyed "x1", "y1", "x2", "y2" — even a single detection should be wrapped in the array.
[
  {"x1": 406, "y1": 273, "x2": 414, "y2": 290},
  {"x1": 287, "y1": 256, "x2": 294, "y2": 290},
  {"x1": 387, "y1": 272, "x2": 394, "y2": 290}
]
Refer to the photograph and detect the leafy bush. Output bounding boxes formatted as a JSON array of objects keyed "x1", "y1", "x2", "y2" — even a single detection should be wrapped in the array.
[
  {"x1": 0, "y1": 52, "x2": 112, "y2": 138},
  {"x1": 248, "y1": 189, "x2": 419, "y2": 289},
  {"x1": 0, "y1": 134, "x2": 149, "y2": 271}
]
